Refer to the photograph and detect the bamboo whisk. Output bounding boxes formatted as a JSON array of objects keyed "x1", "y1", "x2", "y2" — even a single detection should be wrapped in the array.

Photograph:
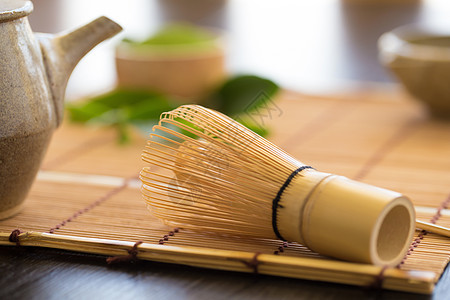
[{"x1": 140, "y1": 105, "x2": 416, "y2": 266}]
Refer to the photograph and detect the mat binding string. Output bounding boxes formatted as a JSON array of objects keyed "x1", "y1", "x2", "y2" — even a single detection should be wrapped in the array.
[
  {"x1": 9, "y1": 229, "x2": 22, "y2": 246},
  {"x1": 106, "y1": 240, "x2": 143, "y2": 264}
]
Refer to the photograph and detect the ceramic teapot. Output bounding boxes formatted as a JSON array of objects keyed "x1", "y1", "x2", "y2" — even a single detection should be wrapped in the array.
[{"x1": 0, "y1": 1, "x2": 122, "y2": 219}]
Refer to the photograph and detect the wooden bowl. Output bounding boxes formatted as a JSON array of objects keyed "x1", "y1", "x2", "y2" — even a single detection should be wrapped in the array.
[{"x1": 115, "y1": 31, "x2": 226, "y2": 103}]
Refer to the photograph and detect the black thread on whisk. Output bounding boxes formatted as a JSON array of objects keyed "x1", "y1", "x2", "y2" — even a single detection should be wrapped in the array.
[{"x1": 272, "y1": 166, "x2": 314, "y2": 241}]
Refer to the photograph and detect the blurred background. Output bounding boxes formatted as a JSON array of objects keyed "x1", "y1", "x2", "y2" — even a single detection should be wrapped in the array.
[{"x1": 28, "y1": 0, "x2": 450, "y2": 99}]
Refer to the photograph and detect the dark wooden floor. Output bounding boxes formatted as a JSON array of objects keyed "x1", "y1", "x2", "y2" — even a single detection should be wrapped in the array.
[{"x1": 2, "y1": 1, "x2": 450, "y2": 299}]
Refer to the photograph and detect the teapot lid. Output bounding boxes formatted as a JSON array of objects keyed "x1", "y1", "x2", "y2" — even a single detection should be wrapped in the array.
[{"x1": 0, "y1": 0, "x2": 32, "y2": 23}]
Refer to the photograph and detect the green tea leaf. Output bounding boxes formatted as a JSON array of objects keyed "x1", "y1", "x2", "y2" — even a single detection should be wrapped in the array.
[
  {"x1": 125, "y1": 95, "x2": 173, "y2": 121},
  {"x1": 206, "y1": 75, "x2": 280, "y2": 116},
  {"x1": 67, "y1": 89, "x2": 175, "y2": 143},
  {"x1": 66, "y1": 75, "x2": 279, "y2": 144},
  {"x1": 92, "y1": 89, "x2": 166, "y2": 108},
  {"x1": 67, "y1": 101, "x2": 111, "y2": 122}
]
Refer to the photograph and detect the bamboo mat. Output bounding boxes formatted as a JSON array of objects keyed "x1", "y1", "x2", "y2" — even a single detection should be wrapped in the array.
[{"x1": 1, "y1": 89, "x2": 449, "y2": 294}]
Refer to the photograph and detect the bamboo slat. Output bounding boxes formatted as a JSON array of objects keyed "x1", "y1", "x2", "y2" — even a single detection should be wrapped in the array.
[{"x1": 1, "y1": 89, "x2": 449, "y2": 294}]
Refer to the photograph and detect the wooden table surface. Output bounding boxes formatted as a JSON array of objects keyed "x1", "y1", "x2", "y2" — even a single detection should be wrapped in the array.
[
  {"x1": 1, "y1": 246, "x2": 448, "y2": 300},
  {"x1": 2, "y1": 1, "x2": 450, "y2": 299}
]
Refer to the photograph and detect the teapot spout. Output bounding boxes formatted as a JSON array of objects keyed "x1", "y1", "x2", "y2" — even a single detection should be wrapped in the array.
[{"x1": 37, "y1": 16, "x2": 122, "y2": 126}]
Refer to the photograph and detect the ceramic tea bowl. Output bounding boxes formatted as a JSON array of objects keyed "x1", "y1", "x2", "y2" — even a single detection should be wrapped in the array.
[{"x1": 379, "y1": 23, "x2": 450, "y2": 119}]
